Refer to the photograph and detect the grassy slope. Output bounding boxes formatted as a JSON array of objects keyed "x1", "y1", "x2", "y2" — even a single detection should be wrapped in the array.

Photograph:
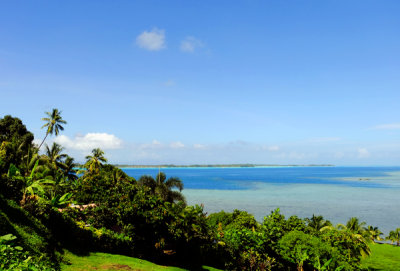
[
  {"x1": 62, "y1": 244, "x2": 400, "y2": 271},
  {"x1": 361, "y1": 243, "x2": 400, "y2": 271},
  {"x1": 61, "y1": 251, "x2": 221, "y2": 271},
  {"x1": 0, "y1": 195, "x2": 60, "y2": 267}
]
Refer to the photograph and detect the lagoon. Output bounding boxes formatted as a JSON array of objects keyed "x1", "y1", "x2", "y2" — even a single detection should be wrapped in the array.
[{"x1": 122, "y1": 166, "x2": 400, "y2": 235}]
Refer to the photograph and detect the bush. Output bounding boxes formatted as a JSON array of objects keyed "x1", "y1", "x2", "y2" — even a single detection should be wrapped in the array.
[
  {"x1": 0, "y1": 195, "x2": 60, "y2": 269},
  {"x1": 0, "y1": 233, "x2": 55, "y2": 271},
  {"x1": 279, "y1": 230, "x2": 338, "y2": 271}
]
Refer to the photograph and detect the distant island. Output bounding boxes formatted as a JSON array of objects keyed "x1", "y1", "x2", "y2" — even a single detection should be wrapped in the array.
[{"x1": 114, "y1": 164, "x2": 335, "y2": 168}]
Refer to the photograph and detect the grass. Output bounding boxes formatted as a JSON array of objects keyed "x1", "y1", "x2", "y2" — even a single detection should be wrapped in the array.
[
  {"x1": 361, "y1": 243, "x2": 400, "y2": 271},
  {"x1": 58, "y1": 243, "x2": 400, "y2": 271},
  {"x1": 61, "y1": 251, "x2": 221, "y2": 271}
]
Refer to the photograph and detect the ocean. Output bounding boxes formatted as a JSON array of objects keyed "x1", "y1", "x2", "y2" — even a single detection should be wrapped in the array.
[{"x1": 122, "y1": 166, "x2": 400, "y2": 235}]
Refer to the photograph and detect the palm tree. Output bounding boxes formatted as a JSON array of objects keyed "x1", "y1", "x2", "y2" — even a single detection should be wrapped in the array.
[
  {"x1": 44, "y1": 142, "x2": 67, "y2": 173},
  {"x1": 366, "y1": 225, "x2": 383, "y2": 243},
  {"x1": 62, "y1": 156, "x2": 78, "y2": 181},
  {"x1": 387, "y1": 228, "x2": 400, "y2": 246},
  {"x1": 305, "y1": 214, "x2": 332, "y2": 232},
  {"x1": 38, "y1": 109, "x2": 67, "y2": 150},
  {"x1": 338, "y1": 217, "x2": 367, "y2": 235},
  {"x1": 84, "y1": 148, "x2": 107, "y2": 174},
  {"x1": 138, "y1": 171, "x2": 185, "y2": 204}
]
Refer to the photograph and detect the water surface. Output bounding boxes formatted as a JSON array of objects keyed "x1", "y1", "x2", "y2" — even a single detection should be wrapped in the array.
[{"x1": 122, "y1": 166, "x2": 400, "y2": 235}]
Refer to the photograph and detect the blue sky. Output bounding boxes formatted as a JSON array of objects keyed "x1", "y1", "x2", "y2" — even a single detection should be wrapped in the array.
[{"x1": 1, "y1": 1, "x2": 400, "y2": 165}]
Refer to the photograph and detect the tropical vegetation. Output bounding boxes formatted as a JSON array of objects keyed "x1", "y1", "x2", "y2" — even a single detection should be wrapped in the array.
[{"x1": 1, "y1": 111, "x2": 400, "y2": 270}]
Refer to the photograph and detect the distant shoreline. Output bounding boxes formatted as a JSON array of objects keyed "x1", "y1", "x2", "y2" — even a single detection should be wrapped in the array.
[{"x1": 114, "y1": 164, "x2": 335, "y2": 168}]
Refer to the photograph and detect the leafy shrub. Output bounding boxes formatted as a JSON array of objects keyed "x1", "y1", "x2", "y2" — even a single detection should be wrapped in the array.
[
  {"x1": 321, "y1": 229, "x2": 370, "y2": 270},
  {"x1": 208, "y1": 209, "x2": 258, "y2": 231},
  {"x1": 0, "y1": 233, "x2": 55, "y2": 271},
  {"x1": 279, "y1": 230, "x2": 339, "y2": 271},
  {"x1": 0, "y1": 195, "x2": 60, "y2": 269}
]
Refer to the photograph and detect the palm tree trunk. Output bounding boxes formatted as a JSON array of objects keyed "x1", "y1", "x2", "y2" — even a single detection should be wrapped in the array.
[{"x1": 38, "y1": 133, "x2": 48, "y2": 150}]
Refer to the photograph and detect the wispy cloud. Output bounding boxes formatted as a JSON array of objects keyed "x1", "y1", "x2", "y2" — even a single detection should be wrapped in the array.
[
  {"x1": 371, "y1": 123, "x2": 400, "y2": 130},
  {"x1": 55, "y1": 133, "x2": 122, "y2": 151},
  {"x1": 170, "y1": 141, "x2": 185, "y2": 148},
  {"x1": 357, "y1": 148, "x2": 370, "y2": 158},
  {"x1": 138, "y1": 139, "x2": 163, "y2": 150},
  {"x1": 180, "y1": 36, "x2": 203, "y2": 53},
  {"x1": 193, "y1": 143, "x2": 206, "y2": 149},
  {"x1": 136, "y1": 28, "x2": 166, "y2": 51}
]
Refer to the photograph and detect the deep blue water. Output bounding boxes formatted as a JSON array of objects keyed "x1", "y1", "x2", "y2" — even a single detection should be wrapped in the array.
[{"x1": 122, "y1": 166, "x2": 400, "y2": 190}]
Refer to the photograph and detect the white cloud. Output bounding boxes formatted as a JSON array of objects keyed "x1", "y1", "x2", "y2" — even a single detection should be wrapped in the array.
[
  {"x1": 357, "y1": 148, "x2": 370, "y2": 158},
  {"x1": 152, "y1": 139, "x2": 161, "y2": 146},
  {"x1": 136, "y1": 28, "x2": 166, "y2": 51},
  {"x1": 170, "y1": 141, "x2": 185, "y2": 148},
  {"x1": 55, "y1": 133, "x2": 122, "y2": 151},
  {"x1": 371, "y1": 123, "x2": 400, "y2": 130},
  {"x1": 180, "y1": 36, "x2": 203, "y2": 53}
]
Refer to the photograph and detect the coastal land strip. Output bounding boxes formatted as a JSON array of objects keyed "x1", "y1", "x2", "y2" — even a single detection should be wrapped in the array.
[{"x1": 114, "y1": 164, "x2": 335, "y2": 168}]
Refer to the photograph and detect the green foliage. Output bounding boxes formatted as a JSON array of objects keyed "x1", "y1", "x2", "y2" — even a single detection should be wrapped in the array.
[
  {"x1": 0, "y1": 115, "x2": 35, "y2": 175},
  {"x1": 208, "y1": 209, "x2": 276, "y2": 270},
  {"x1": 365, "y1": 225, "x2": 383, "y2": 243},
  {"x1": 38, "y1": 108, "x2": 67, "y2": 149},
  {"x1": 386, "y1": 228, "x2": 400, "y2": 246},
  {"x1": 222, "y1": 228, "x2": 274, "y2": 270},
  {"x1": 0, "y1": 233, "x2": 53, "y2": 271},
  {"x1": 138, "y1": 171, "x2": 186, "y2": 204},
  {"x1": 84, "y1": 148, "x2": 107, "y2": 175},
  {"x1": 0, "y1": 164, "x2": 24, "y2": 201},
  {"x1": 208, "y1": 209, "x2": 258, "y2": 231},
  {"x1": 0, "y1": 195, "x2": 60, "y2": 270},
  {"x1": 305, "y1": 214, "x2": 332, "y2": 234},
  {"x1": 321, "y1": 228, "x2": 370, "y2": 270},
  {"x1": 73, "y1": 164, "x2": 211, "y2": 266},
  {"x1": 50, "y1": 192, "x2": 73, "y2": 208},
  {"x1": 279, "y1": 231, "x2": 338, "y2": 271}
]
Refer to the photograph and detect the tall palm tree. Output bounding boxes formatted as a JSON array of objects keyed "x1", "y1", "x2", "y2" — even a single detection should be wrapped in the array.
[
  {"x1": 387, "y1": 228, "x2": 400, "y2": 246},
  {"x1": 38, "y1": 108, "x2": 67, "y2": 150},
  {"x1": 138, "y1": 172, "x2": 185, "y2": 204},
  {"x1": 85, "y1": 148, "x2": 107, "y2": 174}
]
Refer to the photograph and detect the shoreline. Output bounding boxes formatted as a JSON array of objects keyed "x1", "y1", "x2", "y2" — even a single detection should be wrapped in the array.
[{"x1": 116, "y1": 164, "x2": 335, "y2": 169}]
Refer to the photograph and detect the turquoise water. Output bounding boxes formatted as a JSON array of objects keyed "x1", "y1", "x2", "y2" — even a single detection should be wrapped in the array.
[{"x1": 122, "y1": 166, "x2": 400, "y2": 235}]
